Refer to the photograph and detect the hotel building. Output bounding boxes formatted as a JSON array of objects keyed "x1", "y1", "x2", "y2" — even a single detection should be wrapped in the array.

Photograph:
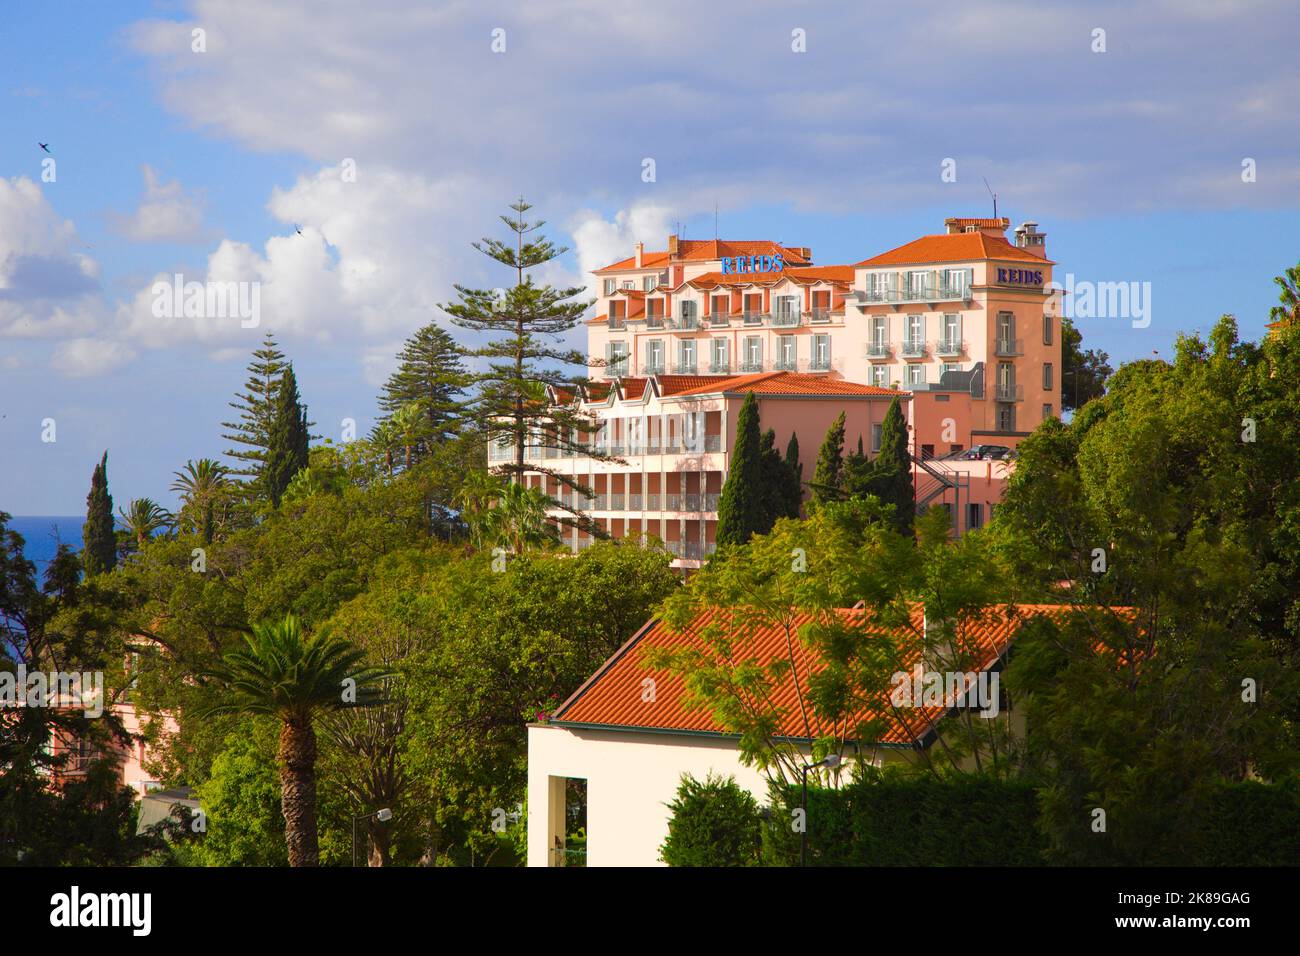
[{"x1": 501, "y1": 217, "x2": 1059, "y2": 566}]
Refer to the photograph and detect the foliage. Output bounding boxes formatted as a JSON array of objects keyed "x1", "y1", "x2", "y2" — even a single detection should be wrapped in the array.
[
  {"x1": 716, "y1": 392, "x2": 766, "y2": 546},
  {"x1": 263, "y1": 363, "x2": 311, "y2": 507},
  {"x1": 82, "y1": 451, "x2": 116, "y2": 576},
  {"x1": 810, "y1": 411, "x2": 845, "y2": 505},
  {"x1": 1060, "y1": 317, "x2": 1113, "y2": 411},
  {"x1": 660, "y1": 773, "x2": 763, "y2": 867}
]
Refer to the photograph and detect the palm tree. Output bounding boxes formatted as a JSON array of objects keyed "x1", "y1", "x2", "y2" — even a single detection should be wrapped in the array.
[
  {"x1": 367, "y1": 420, "x2": 401, "y2": 476},
  {"x1": 1270, "y1": 261, "x2": 1300, "y2": 327},
  {"x1": 390, "y1": 402, "x2": 427, "y2": 471},
  {"x1": 117, "y1": 498, "x2": 172, "y2": 550},
  {"x1": 454, "y1": 471, "x2": 505, "y2": 549},
  {"x1": 170, "y1": 459, "x2": 228, "y2": 544},
  {"x1": 199, "y1": 615, "x2": 390, "y2": 866},
  {"x1": 492, "y1": 482, "x2": 560, "y2": 554}
]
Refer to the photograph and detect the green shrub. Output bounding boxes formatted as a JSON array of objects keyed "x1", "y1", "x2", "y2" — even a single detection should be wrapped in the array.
[{"x1": 660, "y1": 773, "x2": 763, "y2": 867}]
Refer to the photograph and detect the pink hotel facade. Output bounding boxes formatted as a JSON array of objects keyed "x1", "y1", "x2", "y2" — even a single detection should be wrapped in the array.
[{"x1": 503, "y1": 217, "x2": 1060, "y2": 567}]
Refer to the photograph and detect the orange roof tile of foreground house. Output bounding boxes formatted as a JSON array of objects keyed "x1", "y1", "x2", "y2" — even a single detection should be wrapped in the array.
[
  {"x1": 855, "y1": 232, "x2": 1055, "y2": 268},
  {"x1": 551, "y1": 603, "x2": 1095, "y2": 747},
  {"x1": 669, "y1": 370, "x2": 900, "y2": 397}
]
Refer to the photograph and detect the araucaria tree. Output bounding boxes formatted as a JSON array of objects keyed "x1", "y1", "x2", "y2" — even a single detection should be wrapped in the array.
[
  {"x1": 441, "y1": 199, "x2": 609, "y2": 530},
  {"x1": 263, "y1": 364, "x2": 311, "y2": 507},
  {"x1": 81, "y1": 451, "x2": 115, "y2": 576},
  {"x1": 222, "y1": 332, "x2": 289, "y2": 485},
  {"x1": 199, "y1": 615, "x2": 389, "y2": 867},
  {"x1": 377, "y1": 322, "x2": 469, "y2": 459}
]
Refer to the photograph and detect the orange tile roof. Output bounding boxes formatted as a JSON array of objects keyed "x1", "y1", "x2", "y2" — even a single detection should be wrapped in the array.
[
  {"x1": 552, "y1": 604, "x2": 1079, "y2": 744},
  {"x1": 617, "y1": 377, "x2": 649, "y2": 400},
  {"x1": 655, "y1": 374, "x2": 737, "y2": 396},
  {"x1": 596, "y1": 240, "x2": 812, "y2": 273},
  {"x1": 856, "y1": 232, "x2": 1055, "y2": 267},
  {"x1": 671, "y1": 371, "x2": 900, "y2": 398}
]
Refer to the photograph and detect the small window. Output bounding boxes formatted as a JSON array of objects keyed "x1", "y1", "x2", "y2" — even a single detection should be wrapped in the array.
[
  {"x1": 871, "y1": 423, "x2": 883, "y2": 453},
  {"x1": 603, "y1": 278, "x2": 616, "y2": 295},
  {"x1": 643, "y1": 274, "x2": 657, "y2": 292},
  {"x1": 1043, "y1": 362, "x2": 1054, "y2": 390},
  {"x1": 967, "y1": 502, "x2": 984, "y2": 531},
  {"x1": 1043, "y1": 404, "x2": 1054, "y2": 420},
  {"x1": 1042, "y1": 314, "x2": 1053, "y2": 346}
]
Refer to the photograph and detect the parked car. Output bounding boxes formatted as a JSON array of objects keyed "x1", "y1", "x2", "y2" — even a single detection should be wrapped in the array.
[{"x1": 951, "y1": 444, "x2": 1012, "y2": 461}]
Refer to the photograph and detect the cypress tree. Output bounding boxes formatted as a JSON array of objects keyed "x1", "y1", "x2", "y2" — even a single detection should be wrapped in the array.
[
  {"x1": 716, "y1": 392, "x2": 766, "y2": 546},
  {"x1": 264, "y1": 365, "x2": 311, "y2": 507},
  {"x1": 378, "y1": 322, "x2": 470, "y2": 456},
  {"x1": 758, "y1": 429, "x2": 793, "y2": 527},
  {"x1": 81, "y1": 451, "x2": 115, "y2": 576},
  {"x1": 867, "y1": 396, "x2": 915, "y2": 534},
  {"x1": 221, "y1": 332, "x2": 288, "y2": 481},
  {"x1": 810, "y1": 412, "x2": 846, "y2": 506},
  {"x1": 784, "y1": 432, "x2": 803, "y2": 517}
]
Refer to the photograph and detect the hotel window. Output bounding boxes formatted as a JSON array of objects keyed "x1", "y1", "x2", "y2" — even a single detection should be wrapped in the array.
[
  {"x1": 906, "y1": 270, "x2": 929, "y2": 298},
  {"x1": 811, "y1": 290, "x2": 831, "y2": 318},
  {"x1": 621, "y1": 280, "x2": 634, "y2": 289},
  {"x1": 1042, "y1": 314, "x2": 1053, "y2": 345},
  {"x1": 603, "y1": 278, "x2": 616, "y2": 295},
  {"x1": 775, "y1": 295, "x2": 800, "y2": 325},
  {"x1": 871, "y1": 423, "x2": 883, "y2": 453},
  {"x1": 941, "y1": 313, "x2": 961, "y2": 350},
  {"x1": 871, "y1": 315, "x2": 887, "y2": 350},
  {"x1": 743, "y1": 294, "x2": 763, "y2": 322},
  {"x1": 645, "y1": 298, "x2": 663, "y2": 328},
  {"x1": 679, "y1": 299, "x2": 698, "y2": 328},
  {"x1": 942, "y1": 268, "x2": 970, "y2": 296},
  {"x1": 870, "y1": 365, "x2": 887, "y2": 387},
  {"x1": 905, "y1": 364, "x2": 925, "y2": 387},
  {"x1": 812, "y1": 334, "x2": 830, "y2": 370},
  {"x1": 906, "y1": 314, "x2": 923, "y2": 348},
  {"x1": 743, "y1": 336, "x2": 763, "y2": 371},
  {"x1": 711, "y1": 338, "x2": 729, "y2": 372},
  {"x1": 678, "y1": 338, "x2": 696, "y2": 373},
  {"x1": 777, "y1": 335, "x2": 796, "y2": 370},
  {"x1": 712, "y1": 295, "x2": 730, "y2": 322},
  {"x1": 607, "y1": 342, "x2": 628, "y2": 377},
  {"x1": 646, "y1": 339, "x2": 664, "y2": 373},
  {"x1": 609, "y1": 301, "x2": 625, "y2": 330},
  {"x1": 997, "y1": 312, "x2": 1015, "y2": 350},
  {"x1": 1043, "y1": 362, "x2": 1054, "y2": 390},
  {"x1": 967, "y1": 503, "x2": 984, "y2": 531},
  {"x1": 643, "y1": 274, "x2": 658, "y2": 292}
]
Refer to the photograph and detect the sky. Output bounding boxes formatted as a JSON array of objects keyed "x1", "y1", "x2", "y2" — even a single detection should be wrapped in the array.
[{"x1": 1, "y1": 0, "x2": 1297, "y2": 515}]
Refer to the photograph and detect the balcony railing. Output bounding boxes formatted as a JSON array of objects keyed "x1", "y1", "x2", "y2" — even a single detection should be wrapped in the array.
[
  {"x1": 994, "y1": 338, "x2": 1024, "y2": 357},
  {"x1": 702, "y1": 492, "x2": 720, "y2": 511},
  {"x1": 742, "y1": 311, "x2": 765, "y2": 326},
  {"x1": 774, "y1": 358, "x2": 797, "y2": 371},
  {"x1": 645, "y1": 493, "x2": 659, "y2": 511},
  {"x1": 901, "y1": 339, "x2": 927, "y2": 358},
  {"x1": 671, "y1": 315, "x2": 700, "y2": 331},
  {"x1": 708, "y1": 314, "x2": 730, "y2": 327},
  {"x1": 645, "y1": 316, "x2": 665, "y2": 330},
  {"x1": 708, "y1": 362, "x2": 731, "y2": 374},
  {"x1": 808, "y1": 356, "x2": 832, "y2": 371},
  {"x1": 771, "y1": 311, "x2": 801, "y2": 328},
  {"x1": 995, "y1": 383, "x2": 1024, "y2": 402},
  {"x1": 808, "y1": 308, "x2": 832, "y2": 323},
  {"x1": 644, "y1": 362, "x2": 665, "y2": 375},
  {"x1": 673, "y1": 362, "x2": 697, "y2": 374},
  {"x1": 866, "y1": 342, "x2": 891, "y2": 359},
  {"x1": 936, "y1": 338, "x2": 966, "y2": 357},
  {"x1": 739, "y1": 360, "x2": 764, "y2": 372},
  {"x1": 704, "y1": 434, "x2": 722, "y2": 452}
]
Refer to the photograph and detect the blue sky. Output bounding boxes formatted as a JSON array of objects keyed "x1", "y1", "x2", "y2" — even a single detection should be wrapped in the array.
[{"x1": 1, "y1": 0, "x2": 1297, "y2": 514}]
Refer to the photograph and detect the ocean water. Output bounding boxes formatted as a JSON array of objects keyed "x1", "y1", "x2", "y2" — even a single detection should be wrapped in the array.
[{"x1": 5, "y1": 516, "x2": 85, "y2": 576}]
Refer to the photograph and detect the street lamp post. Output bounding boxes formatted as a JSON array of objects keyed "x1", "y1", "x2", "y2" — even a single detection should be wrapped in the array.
[
  {"x1": 799, "y1": 754, "x2": 841, "y2": 867},
  {"x1": 352, "y1": 807, "x2": 393, "y2": 867}
]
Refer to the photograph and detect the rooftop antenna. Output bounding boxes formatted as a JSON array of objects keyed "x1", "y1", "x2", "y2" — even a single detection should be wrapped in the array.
[{"x1": 982, "y1": 177, "x2": 998, "y2": 219}]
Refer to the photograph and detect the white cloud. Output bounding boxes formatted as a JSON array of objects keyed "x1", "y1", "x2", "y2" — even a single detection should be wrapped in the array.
[
  {"x1": 51, "y1": 337, "x2": 136, "y2": 378},
  {"x1": 569, "y1": 203, "x2": 676, "y2": 298},
  {"x1": 113, "y1": 165, "x2": 206, "y2": 242}
]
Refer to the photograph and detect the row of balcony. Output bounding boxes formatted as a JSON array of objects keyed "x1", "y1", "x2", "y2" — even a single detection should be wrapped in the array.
[
  {"x1": 864, "y1": 338, "x2": 1025, "y2": 360},
  {"x1": 861, "y1": 282, "x2": 974, "y2": 304},
  {"x1": 491, "y1": 434, "x2": 725, "y2": 461},
  {"x1": 611, "y1": 356, "x2": 841, "y2": 377},
  {"x1": 611, "y1": 309, "x2": 836, "y2": 331},
  {"x1": 551, "y1": 492, "x2": 722, "y2": 513}
]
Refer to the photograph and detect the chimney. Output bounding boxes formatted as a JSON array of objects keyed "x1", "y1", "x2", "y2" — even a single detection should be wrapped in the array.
[
  {"x1": 667, "y1": 234, "x2": 679, "y2": 258},
  {"x1": 1013, "y1": 221, "x2": 1047, "y2": 258},
  {"x1": 635, "y1": 242, "x2": 644, "y2": 268}
]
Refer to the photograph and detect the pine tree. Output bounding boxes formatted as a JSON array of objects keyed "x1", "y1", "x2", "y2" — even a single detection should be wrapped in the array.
[
  {"x1": 263, "y1": 365, "x2": 311, "y2": 507},
  {"x1": 81, "y1": 451, "x2": 115, "y2": 576},
  {"x1": 866, "y1": 396, "x2": 914, "y2": 534},
  {"x1": 441, "y1": 197, "x2": 608, "y2": 537},
  {"x1": 810, "y1": 412, "x2": 846, "y2": 506},
  {"x1": 221, "y1": 333, "x2": 288, "y2": 481},
  {"x1": 784, "y1": 432, "x2": 803, "y2": 518},
  {"x1": 716, "y1": 393, "x2": 767, "y2": 547},
  {"x1": 377, "y1": 322, "x2": 470, "y2": 459}
]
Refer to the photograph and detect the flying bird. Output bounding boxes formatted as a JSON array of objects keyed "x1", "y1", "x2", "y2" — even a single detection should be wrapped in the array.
[
  {"x1": 294, "y1": 224, "x2": 303, "y2": 235},
  {"x1": 38, "y1": 142, "x2": 50, "y2": 153}
]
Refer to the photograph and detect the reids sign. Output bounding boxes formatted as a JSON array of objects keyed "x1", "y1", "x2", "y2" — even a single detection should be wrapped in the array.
[{"x1": 721, "y1": 254, "x2": 784, "y2": 275}]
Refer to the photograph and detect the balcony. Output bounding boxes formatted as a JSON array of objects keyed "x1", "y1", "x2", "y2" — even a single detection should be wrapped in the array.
[
  {"x1": 708, "y1": 362, "x2": 731, "y2": 374},
  {"x1": 645, "y1": 316, "x2": 665, "y2": 330},
  {"x1": 645, "y1": 493, "x2": 659, "y2": 511},
  {"x1": 939, "y1": 284, "x2": 973, "y2": 301},
  {"x1": 808, "y1": 308, "x2": 832, "y2": 324},
  {"x1": 936, "y1": 338, "x2": 966, "y2": 357},
  {"x1": 774, "y1": 358, "x2": 797, "y2": 371},
  {"x1": 608, "y1": 317, "x2": 627, "y2": 330},
  {"x1": 673, "y1": 363, "x2": 698, "y2": 375},
  {"x1": 771, "y1": 311, "x2": 801, "y2": 328},
  {"x1": 741, "y1": 311, "x2": 765, "y2": 326},
  {"x1": 644, "y1": 362, "x2": 665, "y2": 376},
  {"x1": 672, "y1": 315, "x2": 700, "y2": 331},
  {"x1": 702, "y1": 492, "x2": 720, "y2": 511},
  {"x1": 901, "y1": 339, "x2": 927, "y2": 359},
  {"x1": 704, "y1": 434, "x2": 722, "y2": 452},
  {"x1": 739, "y1": 361, "x2": 764, "y2": 373},
  {"x1": 808, "y1": 356, "x2": 832, "y2": 372},
  {"x1": 708, "y1": 314, "x2": 730, "y2": 327},
  {"x1": 994, "y1": 338, "x2": 1024, "y2": 357},
  {"x1": 866, "y1": 342, "x2": 891, "y2": 359},
  {"x1": 995, "y1": 383, "x2": 1024, "y2": 402}
]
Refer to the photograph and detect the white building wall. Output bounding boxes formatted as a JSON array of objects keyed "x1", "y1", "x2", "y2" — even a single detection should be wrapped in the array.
[{"x1": 527, "y1": 724, "x2": 776, "y2": 867}]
